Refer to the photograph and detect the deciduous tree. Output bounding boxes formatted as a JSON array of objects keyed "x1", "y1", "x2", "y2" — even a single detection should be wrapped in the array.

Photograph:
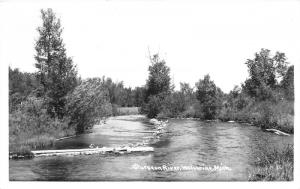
[{"x1": 196, "y1": 74, "x2": 221, "y2": 119}]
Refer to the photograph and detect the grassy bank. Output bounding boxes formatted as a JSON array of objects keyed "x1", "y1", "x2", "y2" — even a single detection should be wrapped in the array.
[
  {"x1": 9, "y1": 97, "x2": 76, "y2": 158},
  {"x1": 112, "y1": 106, "x2": 140, "y2": 116},
  {"x1": 9, "y1": 114, "x2": 75, "y2": 158},
  {"x1": 9, "y1": 105, "x2": 140, "y2": 158},
  {"x1": 219, "y1": 100, "x2": 294, "y2": 134},
  {"x1": 155, "y1": 98, "x2": 293, "y2": 135},
  {"x1": 248, "y1": 145, "x2": 293, "y2": 181}
]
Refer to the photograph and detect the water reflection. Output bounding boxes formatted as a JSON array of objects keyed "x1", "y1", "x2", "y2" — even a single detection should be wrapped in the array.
[{"x1": 10, "y1": 116, "x2": 293, "y2": 181}]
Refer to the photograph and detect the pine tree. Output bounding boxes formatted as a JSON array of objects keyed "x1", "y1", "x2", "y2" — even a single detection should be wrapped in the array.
[{"x1": 35, "y1": 8, "x2": 77, "y2": 118}]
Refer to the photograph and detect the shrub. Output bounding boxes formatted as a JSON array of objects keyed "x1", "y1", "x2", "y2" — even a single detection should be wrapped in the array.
[
  {"x1": 181, "y1": 105, "x2": 197, "y2": 118},
  {"x1": 159, "y1": 92, "x2": 186, "y2": 118},
  {"x1": 218, "y1": 96, "x2": 294, "y2": 133},
  {"x1": 66, "y1": 78, "x2": 112, "y2": 133},
  {"x1": 9, "y1": 96, "x2": 73, "y2": 153},
  {"x1": 145, "y1": 95, "x2": 163, "y2": 118},
  {"x1": 196, "y1": 75, "x2": 222, "y2": 120}
]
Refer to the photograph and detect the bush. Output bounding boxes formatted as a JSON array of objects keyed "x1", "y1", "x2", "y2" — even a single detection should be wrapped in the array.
[
  {"x1": 158, "y1": 92, "x2": 186, "y2": 118},
  {"x1": 9, "y1": 96, "x2": 73, "y2": 153},
  {"x1": 66, "y1": 78, "x2": 112, "y2": 133},
  {"x1": 180, "y1": 105, "x2": 197, "y2": 118},
  {"x1": 145, "y1": 95, "x2": 163, "y2": 118},
  {"x1": 196, "y1": 75, "x2": 222, "y2": 120},
  {"x1": 218, "y1": 97, "x2": 294, "y2": 133}
]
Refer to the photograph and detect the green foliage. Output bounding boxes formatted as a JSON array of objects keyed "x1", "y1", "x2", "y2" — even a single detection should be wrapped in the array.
[
  {"x1": 66, "y1": 78, "x2": 112, "y2": 133},
  {"x1": 196, "y1": 74, "x2": 222, "y2": 119},
  {"x1": 35, "y1": 8, "x2": 78, "y2": 118}
]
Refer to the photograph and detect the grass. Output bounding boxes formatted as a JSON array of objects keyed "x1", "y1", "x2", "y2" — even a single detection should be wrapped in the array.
[
  {"x1": 218, "y1": 99, "x2": 294, "y2": 134},
  {"x1": 9, "y1": 97, "x2": 76, "y2": 158},
  {"x1": 9, "y1": 129, "x2": 75, "y2": 155},
  {"x1": 9, "y1": 117, "x2": 75, "y2": 159},
  {"x1": 248, "y1": 144, "x2": 294, "y2": 181},
  {"x1": 113, "y1": 106, "x2": 140, "y2": 116},
  {"x1": 9, "y1": 99, "x2": 138, "y2": 158}
]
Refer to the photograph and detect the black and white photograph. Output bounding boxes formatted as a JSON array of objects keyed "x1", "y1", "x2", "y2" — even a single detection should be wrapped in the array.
[{"x1": 0, "y1": 0, "x2": 299, "y2": 185}]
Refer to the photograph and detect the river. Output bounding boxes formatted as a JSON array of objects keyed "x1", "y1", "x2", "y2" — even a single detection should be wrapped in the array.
[{"x1": 9, "y1": 115, "x2": 293, "y2": 181}]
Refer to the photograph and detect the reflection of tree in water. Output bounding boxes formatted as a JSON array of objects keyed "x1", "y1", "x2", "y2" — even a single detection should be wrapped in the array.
[
  {"x1": 14, "y1": 119, "x2": 293, "y2": 181},
  {"x1": 32, "y1": 157, "x2": 78, "y2": 181},
  {"x1": 195, "y1": 122, "x2": 219, "y2": 163},
  {"x1": 150, "y1": 136, "x2": 171, "y2": 149},
  {"x1": 149, "y1": 134, "x2": 171, "y2": 165}
]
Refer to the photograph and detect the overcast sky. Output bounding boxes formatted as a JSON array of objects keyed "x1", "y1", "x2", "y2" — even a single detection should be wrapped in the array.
[{"x1": 1, "y1": 0, "x2": 299, "y2": 93}]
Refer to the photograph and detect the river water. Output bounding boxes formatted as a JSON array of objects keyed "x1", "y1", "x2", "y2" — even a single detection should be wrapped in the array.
[{"x1": 9, "y1": 115, "x2": 293, "y2": 181}]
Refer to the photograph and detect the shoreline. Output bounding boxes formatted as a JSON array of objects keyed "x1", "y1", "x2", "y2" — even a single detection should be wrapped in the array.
[
  {"x1": 9, "y1": 114, "x2": 292, "y2": 160},
  {"x1": 161, "y1": 116, "x2": 293, "y2": 135}
]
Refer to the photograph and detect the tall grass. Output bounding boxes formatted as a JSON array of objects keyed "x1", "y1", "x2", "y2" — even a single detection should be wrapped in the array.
[
  {"x1": 112, "y1": 105, "x2": 140, "y2": 116},
  {"x1": 248, "y1": 145, "x2": 294, "y2": 181},
  {"x1": 218, "y1": 99, "x2": 294, "y2": 134},
  {"x1": 9, "y1": 97, "x2": 75, "y2": 156}
]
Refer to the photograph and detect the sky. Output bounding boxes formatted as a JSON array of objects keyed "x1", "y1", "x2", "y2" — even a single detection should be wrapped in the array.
[{"x1": 1, "y1": 0, "x2": 300, "y2": 93}]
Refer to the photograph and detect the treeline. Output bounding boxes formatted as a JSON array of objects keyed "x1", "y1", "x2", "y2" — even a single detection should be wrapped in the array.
[
  {"x1": 140, "y1": 49, "x2": 294, "y2": 134},
  {"x1": 9, "y1": 68, "x2": 145, "y2": 113},
  {"x1": 9, "y1": 9, "x2": 145, "y2": 153}
]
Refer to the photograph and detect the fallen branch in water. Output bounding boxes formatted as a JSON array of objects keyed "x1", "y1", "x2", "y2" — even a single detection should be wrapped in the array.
[{"x1": 265, "y1": 129, "x2": 290, "y2": 136}]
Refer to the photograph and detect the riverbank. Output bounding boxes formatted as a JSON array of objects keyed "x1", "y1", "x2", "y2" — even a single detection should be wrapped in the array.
[
  {"x1": 113, "y1": 106, "x2": 140, "y2": 116},
  {"x1": 248, "y1": 144, "x2": 293, "y2": 181},
  {"x1": 156, "y1": 115, "x2": 293, "y2": 181},
  {"x1": 157, "y1": 116, "x2": 292, "y2": 136},
  {"x1": 9, "y1": 114, "x2": 145, "y2": 159},
  {"x1": 155, "y1": 99, "x2": 294, "y2": 135},
  {"x1": 218, "y1": 100, "x2": 294, "y2": 134},
  {"x1": 10, "y1": 114, "x2": 293, "y2": 181},
  {"x1": 9, "y1": 114, "x2": 76, "y2": 159}
]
